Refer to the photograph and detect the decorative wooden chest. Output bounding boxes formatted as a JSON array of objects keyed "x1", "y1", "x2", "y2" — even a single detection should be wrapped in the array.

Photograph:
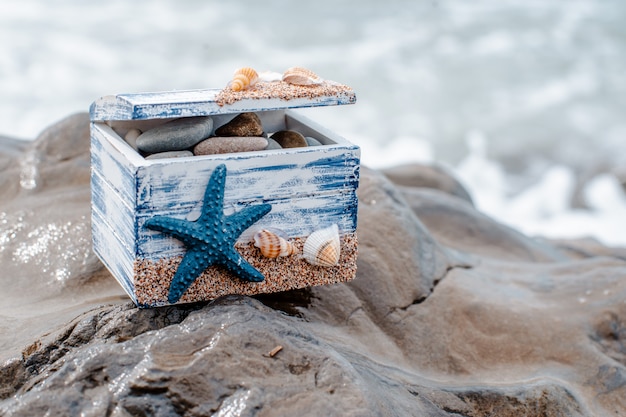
[{"x1": 90, "y1": 80, "x2": 360, "y2": 307}]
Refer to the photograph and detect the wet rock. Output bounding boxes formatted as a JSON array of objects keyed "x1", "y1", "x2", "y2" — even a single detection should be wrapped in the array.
[
  {"x1": 0, "y1": 113, "x2": 127, "y2": 364},
  {"x1": 548, "y1": 236, "x2": 626, "y2": 260},
  {"x1": 270, "y1": 130, "x2": 308, "y2": 148},
  {"x1": 1, "y1": 116, "x2": 626, "y2": 416},
  {"x1": 193, "y1": 136, "x2": 268, "y2": 155},
  {"x1": 382, "y1": 162, "x2": 474, "y2": 205},
  {"x1": 399, "y1": 186, "x2": 566, "y2": 262},
  {"x1": 214, "y1": 112, "x2": 263, "y2": 137},
  {"x1": 0, "y1": 135, "x2": 29, "y2": 201},
  {"x1": 136, "y1": 116, "x2": 213, "y2": 153}
]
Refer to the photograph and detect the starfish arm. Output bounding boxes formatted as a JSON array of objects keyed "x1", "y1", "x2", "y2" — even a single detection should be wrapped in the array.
[
  {"x1": 221, "y1": 250, "x2": 265, "y2": 282},
  {"x1": 168, "y1": 248, "x2": 215, "y2": 303},
  {"x1": 198, "y1": 164, "x2": 227, "y2": 223},
  {"x1": 145, "y1": 216, "x2": 200, "y2": 247},
  {"x1": 224, "y1": 203, "x2": 272, "y2": 239}
]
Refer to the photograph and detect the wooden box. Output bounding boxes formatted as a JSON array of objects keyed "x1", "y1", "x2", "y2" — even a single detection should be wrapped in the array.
[{"x1": 90, "y1": 86, "x2": 360, "y2": 307}]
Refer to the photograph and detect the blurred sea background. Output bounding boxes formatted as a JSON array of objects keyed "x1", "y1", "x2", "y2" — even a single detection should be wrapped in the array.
[{"x1": 2, "y1": 0, "x2": 625, "y2": 245}]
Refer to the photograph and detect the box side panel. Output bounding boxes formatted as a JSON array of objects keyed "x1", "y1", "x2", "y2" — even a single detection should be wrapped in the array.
[
  {"x1": 90, "y1": 171, "x2": 137, "y2": 252},
  {"x1": 91, "y1": 208, "x2": 136, "y2": 302},
  {"x1": 91, "y1": 123, "x2": 140, "y2": 206},
  {"x1": 135, "y1": 146, "x2": 360, "y2": 212},
  {"x1": 136, "y1": 189, "x2": 358, "y2": 259},
  {"x1": 91, "y1": 122, "x2": 139, "y2": 301}
]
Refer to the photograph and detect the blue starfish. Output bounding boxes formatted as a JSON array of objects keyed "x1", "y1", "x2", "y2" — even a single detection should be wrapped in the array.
[{"x1": 145, "y1": 164, "x2": 272, "y2": 304}]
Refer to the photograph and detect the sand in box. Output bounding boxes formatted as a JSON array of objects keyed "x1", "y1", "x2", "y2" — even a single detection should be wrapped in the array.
[{"x1": 134, "y1": 233, "x2": 358, "y2": 306}]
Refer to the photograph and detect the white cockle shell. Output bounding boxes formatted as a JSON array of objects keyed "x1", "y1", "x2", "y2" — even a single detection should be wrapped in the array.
[
  {"x1": 254, "y1": 228, "x2": 297, "y2": 258},
  {"x1": 302, "y1": 224, "x2": 341, "y2": 267}
]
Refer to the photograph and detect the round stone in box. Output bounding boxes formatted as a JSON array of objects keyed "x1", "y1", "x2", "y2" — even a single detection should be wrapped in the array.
[
  {"x1": 136, "y1": 116, "x2": 213, "y2": 153},
  {"x1": 194, "y1": 137, "x2": 268, "y2": 155}
]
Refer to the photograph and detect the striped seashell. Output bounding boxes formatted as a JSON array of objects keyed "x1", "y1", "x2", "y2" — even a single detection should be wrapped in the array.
[
  {"x1": 229, "y1": 67, "x2": 259, "y2": 91},
  {"x1": 254, "y1": 228, "x2": 297, "y2": 258},
  {"x1": 303, "y1": 224, "x2": 340, "y2": 267},
  {"x1": 282, "y1": 67, "x2": 323, "y2": 86}
]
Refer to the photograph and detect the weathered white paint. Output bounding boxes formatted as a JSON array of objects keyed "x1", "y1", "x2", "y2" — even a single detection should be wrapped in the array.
[{"x1": 90, "y1": 87, "x2": 356, "y2": 121}]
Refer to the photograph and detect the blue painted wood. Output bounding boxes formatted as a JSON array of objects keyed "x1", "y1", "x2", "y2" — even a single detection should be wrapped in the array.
[
  {"x1": 134, "y1": 147, "x2": 360, "y2": 212},
  {"x1": 91, "y1": 171, "x2": 136, "y2": 252},
  {"x1": 136, "y1": 191, "x2": 359, "y2": 260},
  {"x1": 90, "y1": 124, "x2": 139, "y2": 206},
  {"x1": 90, "y1": 88, "x2": 356, "y2": 121}
]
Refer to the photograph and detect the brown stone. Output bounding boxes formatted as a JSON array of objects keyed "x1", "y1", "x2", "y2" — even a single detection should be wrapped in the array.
[
  {"x1": 214, "y1": 112, "x2": 264, "y2": 137},
  {"x1": 270, "y1": 130, "x2": 308, "y2": 148}
]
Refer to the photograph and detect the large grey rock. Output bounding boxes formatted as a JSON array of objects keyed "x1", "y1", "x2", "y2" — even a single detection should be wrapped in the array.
[
  {"x1": 0, "y1": 113, "x2": 127, "y2": 364},
  {"x1": 1, "y1": 115, "x2": 626, "y2": 416},
  {"x1": 382, "y1": 162, "x2": 474, "y2": 205},
  {"x1": 136, "y1": 116, "x2": 213, "y2": 153}
]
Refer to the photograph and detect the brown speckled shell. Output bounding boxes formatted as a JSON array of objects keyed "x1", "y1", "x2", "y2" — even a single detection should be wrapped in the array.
[{"x1": 254, "y1": 229, "x2": 297, "y2": 258}]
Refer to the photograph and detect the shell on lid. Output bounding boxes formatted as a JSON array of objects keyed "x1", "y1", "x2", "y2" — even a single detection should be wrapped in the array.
[
  {"x1": 282, "y1": 67, "x2": 323, "y2": 86},
  {"x1": 253, "y1": 228, "x2": 298, "y2": 258},
  {"x1": 303, "y1": 224, "x2": 340, "y2": 267},
  {"x1": 229, "y1": 67, "x2": 259, "y2": 92},
  {"x1": 258, "y1": 71, "x2": 283, "y2": 83}
]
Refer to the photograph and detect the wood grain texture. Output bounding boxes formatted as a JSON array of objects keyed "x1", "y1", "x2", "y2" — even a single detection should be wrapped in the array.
[{"x1": 90, "y1": 88, "x2": 356, "y2": 121}]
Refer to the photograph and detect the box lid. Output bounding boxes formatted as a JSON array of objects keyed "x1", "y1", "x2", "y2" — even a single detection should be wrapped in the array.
[{"x1": 90, "y1": 83, "x2": 356, "y2": 122}]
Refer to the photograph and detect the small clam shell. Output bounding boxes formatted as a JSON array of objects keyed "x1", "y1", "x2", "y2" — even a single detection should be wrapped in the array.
[
  {"x1": 229, "y1": 67, "x2": 259, "y2": 91},
  {"x1": 303, "y1": 224, "x2": 340, "y2": 267},
  {"x1": 282, "y1": 67, "x2": 323, "y2": 86},
  {"x1": 254, "y1": 229, "x2": 297, "y2": 258}
]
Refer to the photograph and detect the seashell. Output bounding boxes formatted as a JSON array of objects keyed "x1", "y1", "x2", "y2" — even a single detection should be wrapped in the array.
[
  {"x1": 282, "y1": 67, "x2": 323, "y2": 86},
  {"x1": 229, "y1": 67, "x2": 259, "y2": 92},
  {"x1": 254, "y1": 229, "x2": 298, "y2": 258},
  {"x1": 258, "y1": 71, "x2": 283, "y2": 83},
  {"x1": 303, "y1": 224, "x2": 341, "y2": 267}
]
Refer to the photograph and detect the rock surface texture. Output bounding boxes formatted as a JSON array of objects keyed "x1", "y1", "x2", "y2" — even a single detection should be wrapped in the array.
[{"x1": 1, "y1": 114, "x2": 625, "y2": 416}]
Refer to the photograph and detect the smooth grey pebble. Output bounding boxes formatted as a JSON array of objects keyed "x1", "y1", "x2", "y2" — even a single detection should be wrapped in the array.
[
  {"x1": 264, "y1": 138, "x2": 283, "y2": 150},
  {"x1": 145, "y1": 150, "x2": 194, "y2": 160},
  {"x1": 305, "y1": 136, "x2": 323, "y2": 146},
  {"x1": 136, "y1": 116, "x2": 213, "y2": 153}
]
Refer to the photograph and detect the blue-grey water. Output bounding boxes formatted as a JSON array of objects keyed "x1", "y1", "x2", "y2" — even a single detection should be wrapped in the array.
[{"x1": 1, "y1": 0, "x2": 625, "y2": 243}]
